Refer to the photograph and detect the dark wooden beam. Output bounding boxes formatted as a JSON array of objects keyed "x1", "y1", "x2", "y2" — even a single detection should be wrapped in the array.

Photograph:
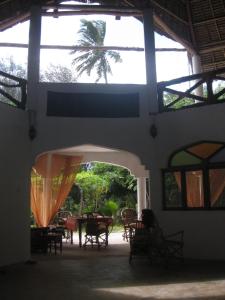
[
  {"x1": 158, "y1": 66, "x2": 225, "y2": 87},
  {"x1": 186, "y1": 0, "x2": 197, "y2": 50},
  {"x1": 42, "y1": 4, "x2": 142, "y2": 14},
  {"x1": 193, "y1": 15, "x2": 225, "y2": 26},
  {"x1": 199, "y1": 41, "x2": 225, "y2": 54},
  {"x1": 150, "y1": 0, "x2": 189, "y2": 25},
  {"x1": 0, "y1": 43, "x2": 144, "y2": 51},
  {"x1": 0, "y1": 13, "x2": 30, "y2": 32},
  {"x1": 0, "y1": 42, "x2": 186, "y2": 52},
  {"x1": 154, "y1": 14, "x2": 195, "y2": 55},
  {"x1": 42, "y1": 10, "x2": 142, "y2": 17}
]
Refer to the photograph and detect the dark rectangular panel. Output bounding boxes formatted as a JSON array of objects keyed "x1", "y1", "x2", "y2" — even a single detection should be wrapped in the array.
[{"x1": 47, "y1": 91, "x2": 139, "y2": 118}]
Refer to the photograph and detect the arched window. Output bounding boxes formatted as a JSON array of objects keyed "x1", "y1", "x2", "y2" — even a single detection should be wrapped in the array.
[{"x1": 162, "y1": 142, "x2": 225, "y2": 210}]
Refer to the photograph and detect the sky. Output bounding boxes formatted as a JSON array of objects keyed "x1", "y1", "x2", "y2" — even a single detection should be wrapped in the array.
[{"x1": 0, "y1": 11, "x2": 190, "y2": 84}]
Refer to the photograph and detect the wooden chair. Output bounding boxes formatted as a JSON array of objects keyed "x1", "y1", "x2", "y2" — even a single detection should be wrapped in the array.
[
  {"x1": 30, "y1": 227, "x2": 49, "y2": 254},
  {"x1": 129, "y1": 212, "x2": 184, "y2": 267},
  {"x1": 147, "y1": 227, "x2": 184, "y2": 267},
  {"x1": 47, "y1": 231, "x2": 63, "y2": 254},
  {"x1": 52, "y1": 210, "x2": 72, "y2": 226},
  {"x1": 83, "y1": 213, "x2": 109, "y2": 249},
  {"x1": 121, "y1": 208, "x2": 137, "y2": 241}
]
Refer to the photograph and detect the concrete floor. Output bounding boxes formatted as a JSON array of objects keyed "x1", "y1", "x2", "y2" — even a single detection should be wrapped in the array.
[{"x1": 1, "y1": 232, "x2": 225, "y2": 300}]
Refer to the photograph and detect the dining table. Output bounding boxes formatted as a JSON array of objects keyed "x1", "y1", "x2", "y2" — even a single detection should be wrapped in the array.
[{"x1": 76, "y1": 216, "x2": 113, "y2": 247}]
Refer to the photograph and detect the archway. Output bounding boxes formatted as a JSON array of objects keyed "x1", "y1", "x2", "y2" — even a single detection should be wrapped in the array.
[
  {"x1": 32, "y1": 143, "x2": 150, "y2": 226},
  {"x1": 52, "y1": 143, "x2": 150, "y2": 219}
]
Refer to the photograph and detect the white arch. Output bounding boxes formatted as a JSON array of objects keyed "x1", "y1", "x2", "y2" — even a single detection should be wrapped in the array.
[
  {"x1": 53, "y1": 144, "x2": 149, "y2": 178},
  {"x1": 51, "y1": 143, "x2": 150, "y2": 217}
]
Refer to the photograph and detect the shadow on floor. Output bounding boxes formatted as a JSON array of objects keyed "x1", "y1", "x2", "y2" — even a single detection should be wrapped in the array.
[{"x1": 1, "y1": 237, "x2": 225, "y2": 300}]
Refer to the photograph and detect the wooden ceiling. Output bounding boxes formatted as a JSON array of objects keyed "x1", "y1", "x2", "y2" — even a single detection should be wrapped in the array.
[{"x1": 0, "y1": 0, "x2": 225, "y2": 72}]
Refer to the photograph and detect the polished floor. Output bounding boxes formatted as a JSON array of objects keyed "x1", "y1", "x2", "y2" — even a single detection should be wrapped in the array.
[{"x1": 1, "y1": 233, "x2": 225, "y2": 300}]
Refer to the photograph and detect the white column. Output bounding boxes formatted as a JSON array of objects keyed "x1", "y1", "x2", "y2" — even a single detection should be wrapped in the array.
[
  {"x1": 148, "y1": 163, "x2": 162, "y2": 214},
  {"x1": 143, "y1": 8, "x2": 158, "y2": 114},
  {"x1": 137, "y1": 177, "x2": 147, "y2": 219},
  {"x1": 192, "y1": 54, "x2": 203, "y2": 97}
]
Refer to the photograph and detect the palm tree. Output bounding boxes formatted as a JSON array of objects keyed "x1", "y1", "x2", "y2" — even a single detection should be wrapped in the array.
[{"x1": 71, "y1": 19, "x2": 122, "y2": 83}]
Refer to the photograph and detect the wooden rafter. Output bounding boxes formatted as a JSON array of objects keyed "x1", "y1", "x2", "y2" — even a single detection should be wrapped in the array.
[
  {"x1": 186, "y1": 0, "x2": 198, "y2": 50},
  {"x1": 193, "y1": 15, "x2": 225, "y2": 26},
  {"x1": 149, "y1": 0, "x2": 189, "y2": 25},
  {"x1": 0, "y1": 12, "x2": 29, "y2": 32},
  {"x1": 0, "y1": 42, "x2": 186, "y2": 52},
  {"x1": 42, "y1": 4, "x2": 141, "y2": 14},
  {"x1": 199, "y1": 40, "x2": 225, "y2": 53},
  {"x1": 154, "y1": 14, "x2": 195, "y2": 55},
  {"x1": 42, "y1": 10, "x2": 142, "y2": 17}
]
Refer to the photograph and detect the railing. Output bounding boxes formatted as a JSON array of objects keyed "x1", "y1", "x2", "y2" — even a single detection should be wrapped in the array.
[
  {"x1": 0, "y1": 71, "x2": 27, "y2": 109},
  {"x1": 157, "y1": 67, "x2": 225, "y2": 112}
]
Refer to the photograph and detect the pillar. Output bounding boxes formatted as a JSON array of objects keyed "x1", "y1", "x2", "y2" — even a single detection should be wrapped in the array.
[
  {"x1": 27, "y1": 5, "x2": 42, "y2": 111},
  {"x1": 148, "y1": 163, "x2": 163, "y2": 215},
  {"x1": 137, "y1": 177, "x2": 147, "y2": 219},
  {"x1": 192, "y1": 54, "x2": 203, "y2": 97},
  {"x1": 143, "y1": 8, "x2": 158, "y2": 114}
]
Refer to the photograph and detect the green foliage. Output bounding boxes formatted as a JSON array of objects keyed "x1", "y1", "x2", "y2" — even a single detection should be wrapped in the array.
[
  {"x1": 163, "y1": 80, "x2": 225, "y2": 110},
  {"x1": 63, "y1": 162, "x2": 137, "y2": 222},
  {"x1": 163, "y1": 92, "x2": 194, "y2": 109},
  {"x1": 0, "y1": 56, "x2": 27, "y2": 106},
  {"x1": 76, "y1": 169, "x2": 110, "y2": 211},
  {"x1": 61, "y1": 184, "x2": 81, "y2": 214},
  {"x1": 71, "y1": 19, "x2": 122, "y2": 83},
  {"x1": 91, "y1": 162, "x2": 137, "y2": 193},
  {"x1": 213, "y1": 81, "x2": 225, "y2": 101},
  {"x1": 0, "y1": 56, "x2": 26, "y2": 78},
  {"x1": 164, "y1": 172, "x2": 182, "y2": 208},
  {"x1": 100, "y1": 199, "x2": 119, "y2": 216},
  {"x1": 40, "y1": 63, "x2": 77, "y2": 83}
]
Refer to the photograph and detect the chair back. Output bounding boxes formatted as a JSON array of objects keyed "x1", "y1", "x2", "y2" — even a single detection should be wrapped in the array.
[
  {"x1": 141, "y1": 209, "x2": 158, "y2": 229},
  {"x1": 85, "y1": 218, "x2": 100, "y2": 235},
  {"x1": 65, "y1": 216, "x2": 77, "y2": 231},
  {"x1": 52, "y1": 210, "x2": 72, "y2": 226},
  {"x1": 81, "y1": 212, "x2": 94, "y2": 218},
  {"x1": 121, "y1": 208, "x2": 137, "y2": 225}
]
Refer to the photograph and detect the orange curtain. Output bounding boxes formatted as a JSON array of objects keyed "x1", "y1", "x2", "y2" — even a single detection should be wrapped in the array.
[
  {"x1": 175, "y1": 169, "x2": 225, "y2": 207},
  {"x1": 31, "y1": 153, "x2": 82, "y2": 227},
  {"x1": 210, "y1": 169, "x2": 225, "y2": 205},
  {"x1": 186, "y1": 171, "x2": 204, "y2": 207},
  {"x1": 174, "y1": 171, "x2": 204, "y2": 207}
]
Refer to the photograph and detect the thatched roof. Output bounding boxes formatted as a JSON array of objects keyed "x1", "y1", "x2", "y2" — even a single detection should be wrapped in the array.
[{"x1": 0, "y1": 0, "x2": 225, "y2": 72}]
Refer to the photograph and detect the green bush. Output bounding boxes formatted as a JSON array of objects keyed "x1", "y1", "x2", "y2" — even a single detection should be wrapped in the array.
[{"x1": 100, "y1": 199, "x2": 119, "y2": 217}]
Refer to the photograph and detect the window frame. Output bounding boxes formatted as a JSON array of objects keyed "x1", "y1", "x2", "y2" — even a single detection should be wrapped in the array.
[{"x1": 162, "y1": 162, "x2": 225, "y2": 210}]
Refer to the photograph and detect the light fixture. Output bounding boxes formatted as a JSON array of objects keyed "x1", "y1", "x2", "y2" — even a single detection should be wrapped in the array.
[
  {"x1": 28, "y1": 109, "x2": 37, "y2": 140},
  {"x1": 149, "y1": 112, "x2": 158, "y2": 138},
  {"x1": 150, "y1": 124, "x2": 157, "y2": 138}
]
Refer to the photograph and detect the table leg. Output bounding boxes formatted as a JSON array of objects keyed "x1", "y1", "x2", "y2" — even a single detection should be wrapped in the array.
[
  {"x1": 78, "y1": 220, "x2": 82, "y2": 247},
  {"x1": 106, "y1": 225, "x2": 109, "y2": 246},
  {"x1": 70, "y1": 230, "x2": 73, "y2": 244}
]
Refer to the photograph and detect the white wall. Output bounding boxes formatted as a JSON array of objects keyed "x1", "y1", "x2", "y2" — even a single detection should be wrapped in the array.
[
  {"x1": 30, "y1": 82, "x2": 225, "y2": 260},
  {"x1": 151, "y1": 104, "x2": 225, "y2": 260},
  {"x1": 1, "y1": 81, "x2": 225, "y2": 266},
  {"x1": 31, "y1": 83, "x2": 155, "y2": 168},
  {"x1": 0, "y1": 103, "x2": 31, "y2": 267}
]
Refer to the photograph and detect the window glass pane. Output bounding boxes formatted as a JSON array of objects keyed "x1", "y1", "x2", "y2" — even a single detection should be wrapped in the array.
[
  {"x1": 186, "y1": 171, "x2": 204, "y2": 207},
  {"x1": 40, "y1": 15, "x2": 146, "y2": 84},
  {"x1": 164, "y1": 172, "x2": 182, "y2": 208},
  {"x1": 210, "y1": 147, "x2": 225, "y2": 163},
  {"x1": 188, "y1": 143, "x2": 223, "y2": 159},
  {"x1": 171, "y1": 151, "x2": 202, "y2": 167},
  {"x1": 209, "y1": 169, "x2": 225, "y2": 208}
]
